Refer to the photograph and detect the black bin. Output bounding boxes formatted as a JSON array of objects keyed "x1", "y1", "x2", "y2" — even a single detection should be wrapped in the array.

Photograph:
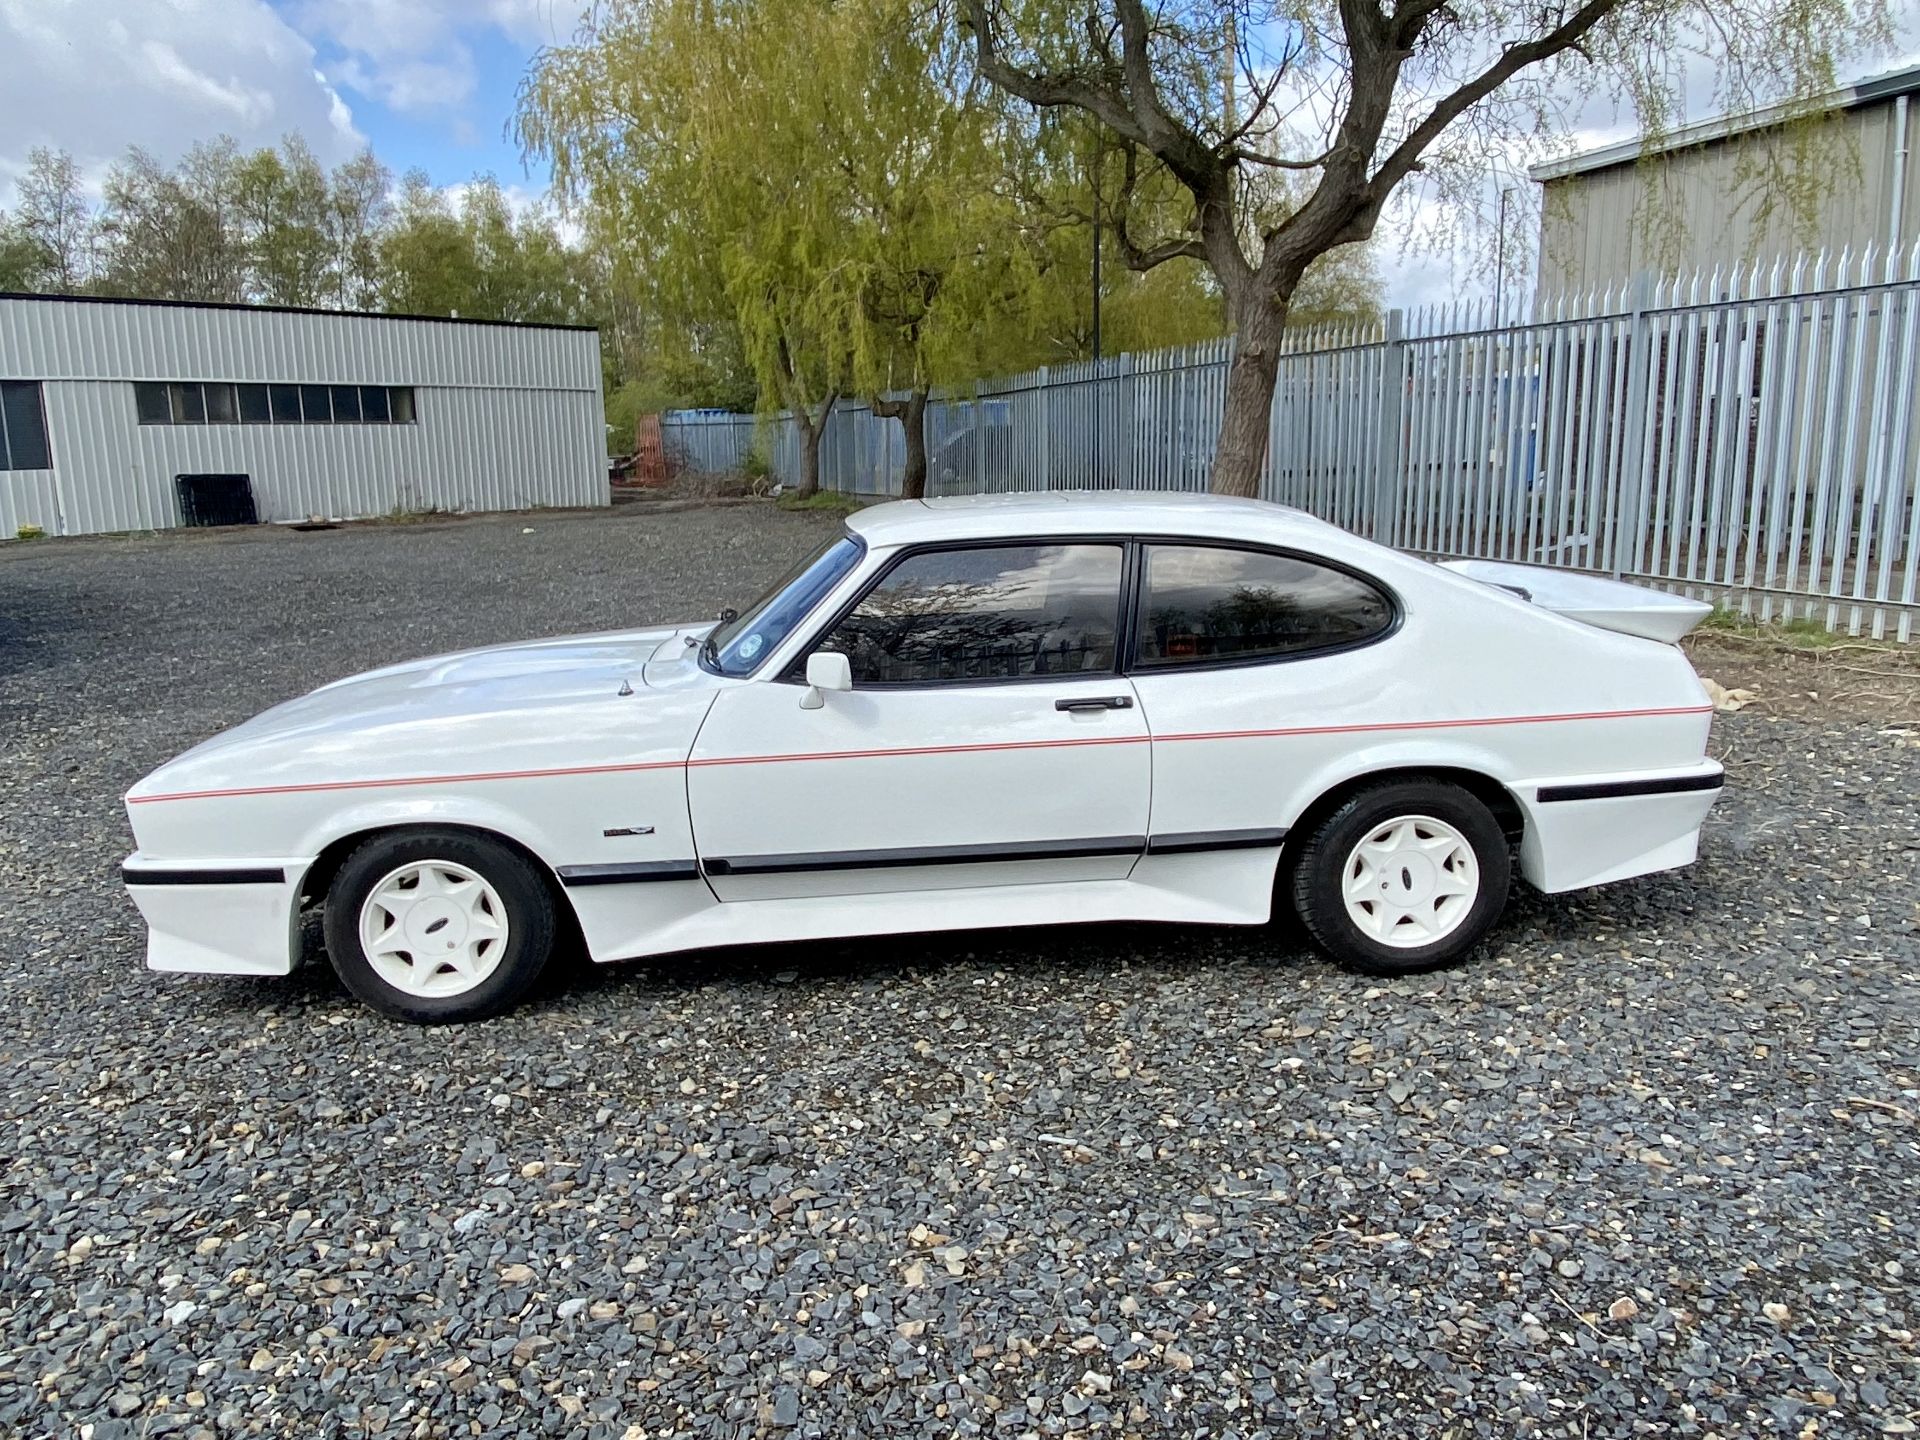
[{"x1": 175, "y1": 474, "x2": 259, "y2": 528}]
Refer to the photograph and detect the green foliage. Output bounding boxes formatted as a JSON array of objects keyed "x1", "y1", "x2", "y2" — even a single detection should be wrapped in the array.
[
  {"x1": 0, "y1": 222, "x2": 42, "y2": 292},
  {"x1": 7, "y1": 148, "x2": 92, "y2": 292},
  {"x1": 742, "y1": 439, "x2": 775, "y2": 483},
  {"x1": 521, "y1": 0, "x2": 1058, "y2": 418},
  {"x1": 1697, "y1": 606, "x2": 1854, "y2": 650},
  {"x1": 376, "y1": 173, "x2": 597, "y2": 325},
  {"x1": 0, "y1": 138, "x2": 603, "y2": 328}
]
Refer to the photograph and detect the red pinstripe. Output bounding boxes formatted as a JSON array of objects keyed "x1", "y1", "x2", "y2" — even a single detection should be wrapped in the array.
[
  {"x1": 126, "y1": 758, "x2": 686, "y2": 805},
  {"x1": 126, "y1": 704, "x2": 1713, "y2": 805}
]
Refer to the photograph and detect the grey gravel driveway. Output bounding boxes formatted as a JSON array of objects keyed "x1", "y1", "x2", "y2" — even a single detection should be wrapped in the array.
[{"x1": 1, "y1": 504, "x2": 1916, "y2": 1439}]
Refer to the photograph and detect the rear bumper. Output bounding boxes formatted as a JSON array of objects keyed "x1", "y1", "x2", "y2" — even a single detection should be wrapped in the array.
[
  {"x1": 123, "y1": 853, "x2": 305, "y2": 976},
  {"x1": 1515, "y1": 762, "x2": 1724, "y2": 893}
]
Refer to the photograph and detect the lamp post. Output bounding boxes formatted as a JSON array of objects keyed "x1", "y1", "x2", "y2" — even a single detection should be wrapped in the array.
[{"x1": 1493, "y1": 186, "x2": 1513, "y2": 324}]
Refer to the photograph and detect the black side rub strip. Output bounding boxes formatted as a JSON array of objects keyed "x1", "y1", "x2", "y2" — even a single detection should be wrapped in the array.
[
  {"x1": 703, "y1": 835, "x2": 1146, "y2": 878},
  {"x1": 1146, "y1": 827, "x2": 1289, "y2": 855},
  {"x1": 558, "y1": 861, "x2": 702, "y2": 886},
  {"x1": 123, "y1": 866, "x2": 286, "y2": 886},
  {"x1": 1536, "y1": 772, "x2": 1725, "y2": 804}
]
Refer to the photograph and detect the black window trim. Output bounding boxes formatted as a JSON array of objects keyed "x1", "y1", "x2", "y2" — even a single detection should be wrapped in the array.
[
  {"x1": 780, "y1": 531, "x2": 1400, "y2": 689},
  {"x1": 131, "y1": 379, "x2": 422, "y2": 426},
  {"x1": 1123, "y1": 535, "x2": 1403, "y2": 674},
  {"x1": 781, "y1": 533, "x2": 1137, "y2": 691},
  {"x1": 707, "y1": 528, "x2": 870, "y2": 680}
]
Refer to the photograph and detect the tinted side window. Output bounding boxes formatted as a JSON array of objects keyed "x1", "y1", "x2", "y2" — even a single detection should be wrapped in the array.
[
  {"x1": 827, "y1": 544, "x2": 1122, "y2": 685},
  {"x1": 1135, "y1": 545, "x2": 1392, "y2": 667}
]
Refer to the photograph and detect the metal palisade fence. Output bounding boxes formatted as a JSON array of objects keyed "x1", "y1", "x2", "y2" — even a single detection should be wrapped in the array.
[{"x1": 662, "y1": 243, "x2": 1920, "y2": 640}]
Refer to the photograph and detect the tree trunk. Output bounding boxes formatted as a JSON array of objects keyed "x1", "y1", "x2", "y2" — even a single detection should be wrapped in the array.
[
  {"x1": 794, "y1": 391, "x2": 837, "y2": 500},
  {"x1": 873, "y1": 389, "x2": 931, "y2": 500},
  {"x1": 1210, "y1": 291, "x2": 1289, "y2": 499}
]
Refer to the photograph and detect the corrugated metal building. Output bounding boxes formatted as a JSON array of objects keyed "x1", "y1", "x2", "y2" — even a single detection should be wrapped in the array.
[
  {"x1": 0, "y1": 293, "x2": 608, "y2": 538},
  {"x1": 1531, "y1": 65, "x2": 1919, "y2": 293}
]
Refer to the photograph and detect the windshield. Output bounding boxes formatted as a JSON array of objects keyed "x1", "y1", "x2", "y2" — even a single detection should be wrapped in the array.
[{"x1": 702, "y1": 532, "x2": 866, "y2": 677}]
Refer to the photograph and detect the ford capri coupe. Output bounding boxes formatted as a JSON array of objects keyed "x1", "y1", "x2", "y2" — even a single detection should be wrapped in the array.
[{"x1": 123, "y1": 493, "x2": 1723, "y2": 1023}]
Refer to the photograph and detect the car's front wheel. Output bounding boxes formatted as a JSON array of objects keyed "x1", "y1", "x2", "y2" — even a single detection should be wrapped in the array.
[
  {"x1": 322, "y1": 828, "x2": 557, "y2": 1023},
  {"x1": 1289, "y1": 779, "x2": 1511, "y2": 975}
]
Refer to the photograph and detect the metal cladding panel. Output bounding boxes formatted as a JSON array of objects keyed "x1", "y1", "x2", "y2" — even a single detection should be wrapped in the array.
[
  {"x1": 0, "y1": 296, "x2": 606, "y2": 536},
  {"x1": 1537, "y1": 101, "x2": 1916, "y2": 293},
  {"x1": 11, "y1": 380, "x2": 606, "y2": 535},
  {"x1": 0, "y1": 296, "x2": 601, "y2": 391},
  {"x1": 0, "y1": 469, "x2": 59, "y2": 538}
]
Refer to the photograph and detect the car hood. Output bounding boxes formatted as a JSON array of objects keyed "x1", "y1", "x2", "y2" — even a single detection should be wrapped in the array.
[
  {"x1": 126, "y1": 622, "x2": 719, "y2": 802},
  {"x1": 310, "y1": 622, "x2": 711, "y2": 700}
]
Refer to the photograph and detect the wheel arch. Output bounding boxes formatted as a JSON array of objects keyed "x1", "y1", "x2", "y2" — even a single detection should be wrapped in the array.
[
  {"x1": 1276, "y1": 764, "x2": 1525, "y2": 893},
  {"x1": 299, "y1": 822, "x2": 582, "y2": 947}
]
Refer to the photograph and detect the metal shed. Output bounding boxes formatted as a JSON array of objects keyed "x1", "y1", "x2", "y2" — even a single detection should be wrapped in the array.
[
  {"x1": 1531, "y1": 64, "x2": 1920, "y2": 294},
  {"x1": 0, "y1": 293, "x2": 608, "y2": 538}
]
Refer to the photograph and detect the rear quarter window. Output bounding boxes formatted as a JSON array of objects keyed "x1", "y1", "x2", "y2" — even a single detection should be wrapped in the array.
[{"x1": 1134, "y1": 543, "x2": 1394, "y2": 667}]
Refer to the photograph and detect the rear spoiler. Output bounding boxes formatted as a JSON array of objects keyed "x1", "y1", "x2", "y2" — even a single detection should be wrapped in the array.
[{"x1": 1440, "y1": 559, "x2": 1711, "y2": 643}]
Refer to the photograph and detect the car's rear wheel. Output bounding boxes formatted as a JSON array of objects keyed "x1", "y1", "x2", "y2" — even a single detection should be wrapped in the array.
[
  {"x1": 322, "y1": 828, "x2": 556, "y2": 1023},
  {"x1": 1289, "y1": 779, "x2": 1510, "y2": 976}
]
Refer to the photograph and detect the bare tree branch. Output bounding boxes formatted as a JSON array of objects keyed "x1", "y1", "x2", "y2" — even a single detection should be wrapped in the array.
[
  {"x1": 1230, "y1": 145, "x2": 1337, "y2": 171},
  {"x1": 1107, "y1": 143, "x2": 1209, "y2": 271},
  {"x1": 1359, "y1": 0, "x2": 1622, "y2": 227}
]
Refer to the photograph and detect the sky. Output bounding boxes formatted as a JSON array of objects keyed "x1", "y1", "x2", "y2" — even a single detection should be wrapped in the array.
[
  {"x1": 0, "y1": 0, "x2": 575, "y2": 208},
  {"x1": 0, "y1": 0, "x2": 1916, "y2": 310}
]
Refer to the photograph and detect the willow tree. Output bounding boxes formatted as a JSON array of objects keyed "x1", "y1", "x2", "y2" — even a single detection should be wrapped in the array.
[
  {"x1": 962, "y1": 0, "x2": 1889, "y2": 496},
  {"x1": 522, "y1": 0, "x2": 1047, "y2": 498}
]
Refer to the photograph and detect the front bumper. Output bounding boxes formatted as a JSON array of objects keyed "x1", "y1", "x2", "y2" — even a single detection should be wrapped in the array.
[
  {"x1": 1513, "y1": 762, "x2": 1725, "y2": 893},
  {"x1": 122, "y1": 854, "x2": 306, "y2": 976}
]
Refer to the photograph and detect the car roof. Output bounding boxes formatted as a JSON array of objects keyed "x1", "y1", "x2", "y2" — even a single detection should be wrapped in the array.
[{"x1": 842, "y1": 490, "x2": 1337, "y2": 547}]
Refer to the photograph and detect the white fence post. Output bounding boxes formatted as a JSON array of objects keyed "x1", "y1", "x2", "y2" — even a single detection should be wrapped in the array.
[
  {"x1": 1372, "y1": 308, "x2": 1406, "y2": 546},
  {"x1": 1611, "y1": 270, "x2": 1657, "y2": 579}
]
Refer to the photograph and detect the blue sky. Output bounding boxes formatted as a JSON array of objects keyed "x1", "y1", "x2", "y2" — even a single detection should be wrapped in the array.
[
  {"x1": 309, "y1": 14, "x2": 543, "y2": 183},
  {"x1": 268, "y1": 0, "x2": 577, "y2": 190}
]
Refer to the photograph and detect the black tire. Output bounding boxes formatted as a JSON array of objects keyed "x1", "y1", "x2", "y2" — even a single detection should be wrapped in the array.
[
  {"x1": 1288, "y1": 779, "x2": 1511, "y2": 976},
  {"x1": 322, "y1": 828, "x2": 558, "y2": 1023}
]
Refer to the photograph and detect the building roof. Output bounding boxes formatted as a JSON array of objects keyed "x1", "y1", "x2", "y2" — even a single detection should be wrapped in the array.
[
  {"x1": 1528, "y1": 63, "x2": 1920, "y2": 183},
  {"x1": 0, "y1": 290, "x2": 597, "y2": 333}
]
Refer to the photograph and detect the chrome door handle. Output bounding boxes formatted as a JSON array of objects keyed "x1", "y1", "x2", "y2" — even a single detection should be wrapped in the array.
[{"x1": 1055, "y1": 695, "x2": 1134, "y2": 712}]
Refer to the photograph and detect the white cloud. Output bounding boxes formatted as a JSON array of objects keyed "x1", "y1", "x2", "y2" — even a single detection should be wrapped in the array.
[
  {"x1": 292, "y1": 0, "x2": 581, "y2": 116},
  {"x1": 0, "y1": 0, "x2": 363, "y2": 206}
]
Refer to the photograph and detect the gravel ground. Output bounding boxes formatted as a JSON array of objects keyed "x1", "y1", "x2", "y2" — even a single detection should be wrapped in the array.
[{"x1": 1, "y1": 504, "x2": 1916, "y2": 1439}]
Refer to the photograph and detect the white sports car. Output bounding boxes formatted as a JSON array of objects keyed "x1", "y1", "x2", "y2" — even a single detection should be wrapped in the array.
[{"x1": 123, "y1": 493, "x2": 1723, "y2": 1023}]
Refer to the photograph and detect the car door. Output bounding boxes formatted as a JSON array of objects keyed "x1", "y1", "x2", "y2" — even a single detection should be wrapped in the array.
[
  {"x1": 688, "y1": 540, "x2": 1150, "y2": 901},
  {"x1": 1127, "y1": 540, "x2": 1400, "y2": 846}
]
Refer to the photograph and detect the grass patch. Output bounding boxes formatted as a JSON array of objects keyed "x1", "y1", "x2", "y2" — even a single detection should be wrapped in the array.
[
  {"x1": 777, "y1": 490, "x2": 867, "y2": 514},
  {"x1": 1695, "y1": 605, "x2": 1893, "y2": 653},
  {"x1": 378, "y1": 503, "x2": 450, "y2": 525}
]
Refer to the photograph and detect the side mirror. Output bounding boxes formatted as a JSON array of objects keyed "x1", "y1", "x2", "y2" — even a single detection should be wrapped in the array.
[{"x1": 799, "y1": 650, "x2": 852, "y2": 709}]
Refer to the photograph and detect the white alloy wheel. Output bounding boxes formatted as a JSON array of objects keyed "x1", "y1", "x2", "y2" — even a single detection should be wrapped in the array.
[
  {"x1": 1340, "y1": 814, "x2": 1480, "y2": 949},
  {"x1": 357, "y1": 859, "x2": 511, "y2": 998}
]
